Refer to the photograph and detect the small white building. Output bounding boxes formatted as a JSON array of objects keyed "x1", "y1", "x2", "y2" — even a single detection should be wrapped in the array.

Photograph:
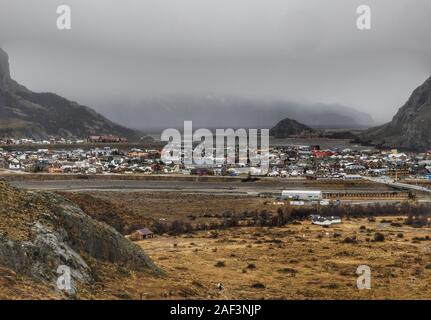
[
  {"x1": 311, "y1": 215, "x2": 342, "y2": 226},
  {"x1": 290, "y1": 201, "x2": 305, "y2": 206},
  {"x1": 281, "y1": 190, "x2": 322, "y2": 201}
]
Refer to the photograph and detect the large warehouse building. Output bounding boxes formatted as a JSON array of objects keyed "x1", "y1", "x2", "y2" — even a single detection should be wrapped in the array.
[{"x1": 281, "y1": 190, "x2": 323, "y2": 201}]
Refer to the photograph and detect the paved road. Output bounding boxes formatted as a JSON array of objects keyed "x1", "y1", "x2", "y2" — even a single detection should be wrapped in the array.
[
  {"x1": 363, "y1": 176, "x2": 431, "y2": 193},
  {"x1": 10, "y1": 179, "x2": 431, "y2": 205},
  {"x1": 8, "y1": 179, "x2": 429, "y2": 203},
  {"x1": 8, "y1": 179, "x2": 383, "y2": 193},
  {"x1": 8, "y1": 179, "x2": 323, "y2": 195}
]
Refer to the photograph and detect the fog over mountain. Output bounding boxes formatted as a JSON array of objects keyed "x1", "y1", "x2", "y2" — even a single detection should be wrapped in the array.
[
  {"x1": 0, "y1": 48, "x2": 141, "y2": 139},
  {"x1": 1, "y1": 0, "x2": 431, "y2": 127},
  {"x1": 91, "y1": 95, "x2": 375, "y2": 130}
]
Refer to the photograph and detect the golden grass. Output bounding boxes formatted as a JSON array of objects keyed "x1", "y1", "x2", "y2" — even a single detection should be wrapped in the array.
[{"x1": 134, "y1": 216, "x2": 431, "y2": 299}]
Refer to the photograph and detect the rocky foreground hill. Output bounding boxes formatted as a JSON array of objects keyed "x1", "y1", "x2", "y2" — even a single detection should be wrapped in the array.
[
  {"x1": 0, "y1": 180, "x2": 161, "y2": 299},
  {"x1": 361, "y1": 76, "x2": 431, "y2": 151},
  {"x1": 270, "y1": 117, "x2": 314, "y2": 138},
  {"x1": 0, "y1": 48, "x2": 141, "y2": 140}
]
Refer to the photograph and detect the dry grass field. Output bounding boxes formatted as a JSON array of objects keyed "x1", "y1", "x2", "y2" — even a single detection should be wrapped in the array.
[
  {"x1": 52, "y1": 191, "x2": 431, "y2": 299},
  {"x1": 130, "y1": 216, "x2": 431, "y2": 299},
  {"x1": 2, "y1": 182, "x2": 431, "y2": 300},
  {"x1": 59, "y1": 191, "x2": 279, "y2": 232},
  {"x1": 89, "y1": 191, "x2": 274, "y2": 220},
  {"x1": 1, "y1": 215, "x2": 431, "y2": 300}
]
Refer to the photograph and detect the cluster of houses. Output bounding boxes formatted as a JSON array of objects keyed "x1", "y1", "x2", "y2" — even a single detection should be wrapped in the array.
[
  {"x1": 1, "y1": 139, "x2": 431, "y2": 180},
  {"x1": 87, "y1": 135, "x2": 128, "y2": 143},
  {"x1": 265, "y1": 145, "x2": 431, "y2": 181},
  {"x1": 0, "y1": 136, "x2": 127, "y2": 145},
  {"x1": 0, "y1": 146, "x2": 163, "y2": 174},
  {"x1": 279, "y1": 190, "x2": 342, "y2": 226}
]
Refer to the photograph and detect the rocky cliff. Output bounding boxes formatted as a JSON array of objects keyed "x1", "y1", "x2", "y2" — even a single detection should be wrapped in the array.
[
  {"x1": 361, "y1": 76, "x2": 431, "y2": 150},
  {"x1": 0, "y1": 48, "x2": 142, "y2": 140},
  {"x1": 0, "y1": 180, "x2": 161, "y2": 296}
]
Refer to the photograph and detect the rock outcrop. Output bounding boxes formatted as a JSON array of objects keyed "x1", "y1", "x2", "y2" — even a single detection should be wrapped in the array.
[
  {"x1": 0, "y1": 181, "x2": 161, "y2": 294},
  {"x1": 361, "y1": 76, "x2": 431, "y2": 150},
  {"x1": 0, "y1": 48, "x2": 142, "y2": 140}
]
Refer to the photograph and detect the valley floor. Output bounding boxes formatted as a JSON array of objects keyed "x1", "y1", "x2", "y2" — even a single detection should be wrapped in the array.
[
  {"x1": 96, "y1": 217, "x2": 431, "y2": 300},
  {"x1": 1, "y1": 213, "x2": 431, "y2": 299}
]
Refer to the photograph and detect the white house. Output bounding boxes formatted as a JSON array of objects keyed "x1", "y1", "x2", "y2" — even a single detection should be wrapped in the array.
[{"x1": 311, "y1": 215, "x2": 342, "y2": 226}]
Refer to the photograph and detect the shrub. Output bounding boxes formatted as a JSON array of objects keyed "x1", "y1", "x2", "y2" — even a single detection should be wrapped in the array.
[
  {"x1": 374, "y1": 232, "x2": 385, "y2": 242},
  {"x1": 251, "y1": 282, "x2": 266, "y2": 289},
  {"x1": 277, "y1": 268, "x2": 298, "y2": 276},
  {"x1": 214, "y1": 260, "x2": 226, "y2": 267},
  {"x1": 342, "y1": 236, "x2": 357, "y2": 244}
]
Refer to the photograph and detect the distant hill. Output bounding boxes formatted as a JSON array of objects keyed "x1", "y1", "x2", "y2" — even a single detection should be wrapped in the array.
[
  {"x1": 0, "y1": 48, "x2": 141, "y2": 140},
  {"x1": 361, "y1": 76, "x2": 431, "y2": 151},
  {"x1": 270, "y1": 117, "x2": 314, "y2": 138},
  {"x1": 96, "y1": 95, "x2": 375, "y2": 130}
]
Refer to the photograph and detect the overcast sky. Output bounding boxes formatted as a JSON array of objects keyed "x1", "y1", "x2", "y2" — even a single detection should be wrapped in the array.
[{"x1": 1, "y1": 0, "x2": 431, "y2": 124}]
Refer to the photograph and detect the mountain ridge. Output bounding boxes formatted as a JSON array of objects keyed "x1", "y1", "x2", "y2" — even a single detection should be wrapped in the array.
[
  {"x1": 94, "y1": 95, "x2": 375, "y2": 130},
  {"x1": 361, "y1": 76, "x2": 431, "y2": 151},
  {"x1": 0, "y1": 48, "x2": 142, "y2": 140}
]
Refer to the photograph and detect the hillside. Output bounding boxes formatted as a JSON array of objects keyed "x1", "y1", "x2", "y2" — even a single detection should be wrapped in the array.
[
  {"x1": 0, "y1": 48, "x2": 141, "y2": 140},
  {"x1": 0, "y1": 180, "x2": 161, "y2": 298},
  {"x1": 270, "y1": 117, "x2": 314, "y2": 138},
  {"x1": 361, "y1": 76, "x2": 431, "y2": 150}
]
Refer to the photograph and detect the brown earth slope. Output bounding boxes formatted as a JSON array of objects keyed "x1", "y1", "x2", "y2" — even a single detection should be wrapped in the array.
[{"x1": 0, "y1": 180, "x2": 161, "y2": 299}]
